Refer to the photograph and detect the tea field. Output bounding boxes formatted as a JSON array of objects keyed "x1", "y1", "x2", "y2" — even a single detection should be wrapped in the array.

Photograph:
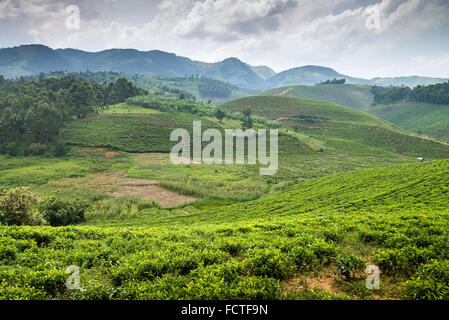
[{"x1": 1, "y1": 160, "x2": 449, "y2": 299}]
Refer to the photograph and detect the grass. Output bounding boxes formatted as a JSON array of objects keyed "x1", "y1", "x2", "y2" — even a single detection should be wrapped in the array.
[
  {"x1": 60, "y1": 112, "x2": 218, "y2": 153},
  {"x1": 260, "y1": 84, "x2": 374, "y2": 110},
  {"x1": 220, "y1": 95, "x2": 449, "y2": 160},
  {"x1": 0, "y1": 154, "x2": 133, "y2": 190},
  {"x1": 102, "y1": 103, "x2": 162, "y2": 114},
  {"x1": 220, "y1": 95, "x2": 379, "y2": 124},
  {"x1": 368, "y1": 101, "x2": 449, "y2": 142}
]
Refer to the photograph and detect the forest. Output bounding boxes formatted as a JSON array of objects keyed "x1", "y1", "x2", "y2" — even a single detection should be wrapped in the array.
[
  {"x1": 371, "y1": 81, "x2": 449, "y2": 105},
  {"x1": 0, "y1": 75, "x2": 146, "y2": 156}
]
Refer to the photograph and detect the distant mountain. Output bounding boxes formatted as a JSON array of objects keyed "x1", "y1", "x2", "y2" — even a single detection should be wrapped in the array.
[
  {"x1": 1, "y1": 44, "x2": 448, "y2": 91},
  {"x1": 0, "y1": 45, "x2": 265, "y2": 92},
  {"x1": 0, "y1": 44, "x2": 69, "y2": 78},
  {"x1": 264, "y1": 65, "x2": 371, "y2": 87},
  {"x1": 370, "y1": 76, "x2": 449, "y2": 87},
  {"x1": 250, "y1": 65, "x2": 276, "y2": 80}
]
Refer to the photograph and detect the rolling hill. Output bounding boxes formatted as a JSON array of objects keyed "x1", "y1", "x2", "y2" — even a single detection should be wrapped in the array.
[
  {"x1": 367, "y1": 101, "x2": 449, "y2": 143},
  {"x1": 259, "y1": 84, "x2": 374, "y2": 109},
  {"x1": 220, "y1": 95, "x2": 449, "y2": 159}
]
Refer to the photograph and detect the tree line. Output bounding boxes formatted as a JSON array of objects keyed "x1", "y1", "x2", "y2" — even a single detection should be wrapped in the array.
[
  {"x1": 316, "y1": 78, "x2": 346, "y2": 85},
  {"x1": 0, "y1": 74, "x2": 146, "y2": 156},
  {"x1": 371, "y1": 81, "x2": 449, "y2": 105}
]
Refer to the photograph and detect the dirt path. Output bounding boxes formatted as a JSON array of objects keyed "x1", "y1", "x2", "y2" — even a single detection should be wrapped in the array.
[
  {"x1": 387, "y1": 127, "x2": 449, "y2": 146},
  {"x1": 276, "y1": 89, "x2": 290, "y2": 96}
]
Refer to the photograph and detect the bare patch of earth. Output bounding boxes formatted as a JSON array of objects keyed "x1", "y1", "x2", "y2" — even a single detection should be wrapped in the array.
[{"x1": 48, "y1": 170, "x2": 195, "y2": 208}]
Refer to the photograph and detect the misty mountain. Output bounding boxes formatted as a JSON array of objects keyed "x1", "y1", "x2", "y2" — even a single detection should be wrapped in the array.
[{"x1": 1, "y1": 44, "x2": 447, "y2": 91}]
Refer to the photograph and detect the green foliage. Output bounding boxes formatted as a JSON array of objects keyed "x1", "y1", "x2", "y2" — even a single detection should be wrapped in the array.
[
  {"x1": 371, "y1": 81, "x2": 449, "y2": 105},
  {"x1": 334, "y1": 254, "x2": 365, "y2": 279},
  {"x1": 317, "y1": 78, "x2": 346, "y2": 85},
  {"x1": 403, "y1": 260, "x2": 449, "y2": 300},
  {"x1": 38, "y1": 195, "x2": 90, "y2": 226},
  {"x1": 0, "y1": 187, "x2": 40, "y2": 226},
  {"x1": 0, "y1": 75, "x2": 146, "y2": 155}
]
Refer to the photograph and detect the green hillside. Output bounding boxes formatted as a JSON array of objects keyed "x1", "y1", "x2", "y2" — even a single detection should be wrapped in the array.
[
  {"x1": 3, "y1": 89, "x2": 449, "y2": 300},
  {"x1": 368, "y1": 101, "x2": 449, "y2": 142},
  {"x1": 220, "y1": 96, "x2": 449, "y2": 159},
  {"x1": 260, "y1": 84, "x2": 373, "y2": 109},
  {"x1": 2, "y1": 159, "x2": 449, "y2": 299}
]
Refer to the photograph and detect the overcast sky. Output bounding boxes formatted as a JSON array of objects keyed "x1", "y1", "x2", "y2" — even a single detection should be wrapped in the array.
[{"x1": 1, "y1": 0, "x2": 449, "y2": 78}]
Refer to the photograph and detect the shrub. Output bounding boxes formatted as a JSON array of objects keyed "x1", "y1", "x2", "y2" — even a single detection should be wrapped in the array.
[
  {"x1": 246, "y1": 248, "x2": 295, "y2": 280},
  {"x1": 0, "y1": 187, "x2": 41, "y2": 226},
  {"x1": 39, "y1": 195, "x2": 90, "y2": 226},
  {"x1": 334, "y1": 253, "x2": 365, "y2": 279},
  {"x1": 403, "y1": 260, "x2": 449, "y2": 300}
]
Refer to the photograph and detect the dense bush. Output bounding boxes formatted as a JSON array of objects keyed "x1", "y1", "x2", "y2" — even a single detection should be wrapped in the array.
[
  {"x1": 38, "y1": 195, "x2": 90, "y2": 226},
  {"x1": 403, "y1": 260, "x2": 449, "y2": 299},
  {"x1": 0, "y1": 187, "x2": 40, "y2": 226},
  {"x1": 334, "y1": 253, "x2": 365, "y2": 279}
]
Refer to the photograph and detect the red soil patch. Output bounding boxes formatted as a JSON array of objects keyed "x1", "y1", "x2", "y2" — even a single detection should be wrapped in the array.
[{"x1": 105, "y1": 151, "x2": 121, "y2": 158}]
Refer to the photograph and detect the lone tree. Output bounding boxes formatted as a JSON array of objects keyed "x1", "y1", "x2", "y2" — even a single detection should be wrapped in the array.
[
  {"x1": 215, "y1": 108, "x2": 226, "y2": 123},
  {"x1": 242, "y1": 107, "x2": 253, "y2": 130}
]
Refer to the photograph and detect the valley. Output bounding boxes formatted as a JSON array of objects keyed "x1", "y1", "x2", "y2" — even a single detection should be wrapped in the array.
[{"x1": 1, "y1": 67, "x2": 449, "y2": 301}]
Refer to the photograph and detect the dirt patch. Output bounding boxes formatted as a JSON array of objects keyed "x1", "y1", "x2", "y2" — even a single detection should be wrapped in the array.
[
  {"x1": 285, "y1": 273, "x2": 339, "y2": 294},
  {"x1": 110, "y1": 178, "x2": 195, "y2": 207},
  {"x1": 275, "y1": 116, "x2": 288, "y2": 121},
  {"x1": 132, "y1": 153, "x2": 171, "y2": 165},
  {"x1": 49, "y1": 171, "x2": 196, "y2": 208},
  {"x1": 105, "y1": 151, "x2": 121, "y2": 158}
]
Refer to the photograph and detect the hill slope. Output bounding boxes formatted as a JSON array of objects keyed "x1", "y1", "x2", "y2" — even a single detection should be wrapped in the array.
[
  {"x1": 2, "y1": 159, "x2": 449, "y2": 299},
  {"x1": 264, "y1": 65, "x2": 370, "y2": 87},
  {"x1": 220, "y1": 96, "x2": 449, "y2": 159},
  {"x1": 368, "y1": 101, "x2": 449, "y2": 142},
  {"x1": 259, "y1": 84, "x2": 374, "y2": 109}
]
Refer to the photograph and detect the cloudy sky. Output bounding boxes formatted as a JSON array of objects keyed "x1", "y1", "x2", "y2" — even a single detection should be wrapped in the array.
[{"x1": 1, "y1": 0, "x2": 449, "y2": 78}]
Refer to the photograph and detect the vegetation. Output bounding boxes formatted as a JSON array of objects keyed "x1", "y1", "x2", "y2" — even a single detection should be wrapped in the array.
[
  {"x1": 1, "y1": 159, "x2": 449, "y2": 299},
  {"x1": 2, "y1": 72, "x2": 449, "y2": 301},
  {"x1": 368, "y1": 101, "x2": 449, "y2": 142},
  {"x1": 259, "y1": 84, "x2": 374, "y2": 110},
  {"x1": 0, "y1": 75, "x2": 145, "y2": 155},
  {"x1": 317, "y1": 78, "x2": 346, "y2": 85},
  {"x1": 371, "y1": 81, "x2": 449, "y2": 105}
]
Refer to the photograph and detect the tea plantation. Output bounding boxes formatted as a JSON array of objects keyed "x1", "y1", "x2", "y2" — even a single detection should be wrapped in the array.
[{"x1": 1, "y1": 160, "x2": 449, "y2": 300}]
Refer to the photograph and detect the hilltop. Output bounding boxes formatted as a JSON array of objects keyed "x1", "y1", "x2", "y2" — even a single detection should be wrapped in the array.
[{"x1": 1, "y1": 45, "x2": 448, "y2": 91}]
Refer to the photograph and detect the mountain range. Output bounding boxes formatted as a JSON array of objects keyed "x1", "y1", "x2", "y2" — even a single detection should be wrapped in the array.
[{"x1": 1, "y1": 44, "x2": 448, "y2": 91}]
